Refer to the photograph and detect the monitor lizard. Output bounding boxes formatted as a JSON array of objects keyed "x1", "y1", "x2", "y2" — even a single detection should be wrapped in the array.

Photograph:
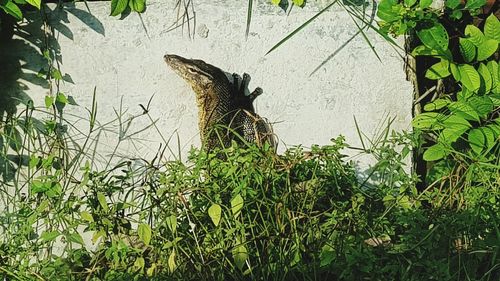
[{"x1": 164, "y1": 54, "x2": 276, "y2": 151}]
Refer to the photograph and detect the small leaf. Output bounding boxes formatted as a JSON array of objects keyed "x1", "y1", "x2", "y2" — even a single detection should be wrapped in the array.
[
  {"x1": 25, "y1": 0, "x2": 41, "y2": 9},
  {"x1": 412, "y1": 45, "x2": 453, "y2": 60},
  {"x1": 425, "y1": 60, "x2": 451, "y2": 80},
  {"x1": 320, "y1": 244, "x2": 335, "y2": 267},
  {"x1": 97, "y1": 192, "x2": 108, "y2": 212},
  {"x1": 41, "y1": 230, "x2": 60, "y2": 242},
  {"x1": 445, "y1": 0, "x2": 461, "y2": 9},
  {"x1": 377, "y1": 0, "x2": 401, "y2": 22},
  {"x1": 138, "y1": 223, "x2": 152, "y2": 246},
  {"x1": 484, "y1": 14, "x2": 500, "y2": 41},
  {"x1": 468, "y1": 128, "x2": 486, "y2": 154},
  {"x1": 419, "y1": 0, "x2": 432, "y2": 8},
  {"x1": 468, "y1": 96, "x2": 493, "y2": 118},
  {"x1": 465, "y1": 25, "x2": 485, "y2": 46},
  {"x1": 465, "y1": 0, "x2": 487, "y2": 10},
  {"x1": 478, "y1": 63, "x2": 492, "y2": 93},
  {"x1": 450, "y1": 63, "x2": 461, "y2": 81},
  {"x1": 147, "y1": 263, "x2": 157, "y2": 277},
  {"x1": 486, "y1": 61, "x2": 499, "y2": 93},
  {"x1": 417, "y1": 23, "x2": 449, "y2": 51},
  {"x1": 134, "y1": 257, "x2": 145, "y2": 271},
  {"x1": 110, "y1": 0, "x2": 129, "y2": 16},
  {"x1": 51, "y1": 69, "x2": 63, "y2": 80},
  {"x1": 459, "y1": 38, "x2": 476, "y2": 62},
  {"x1": 168, "y1": 250, "x2": 176, "y2": 272},
  {"x1": 80, "y1": 211, "x2": 94, "y2": 222},
  {"x1": 404, "y1": 0, "x2": 417, "y2": 6},
  {"x1": 292, "y1": 0, "x2": 304, "y2": 6},
  {"x1": 476, "y1": 39, "x2": 498, "y2": 61},
  {"x1": 166, "y1": 215, "x2": 177, "y2": 233},
  {"x1": 1, "y1": 1, "x2": 23, "y2": 20},
  {"x1": 231, "y1": 194, "x2": 244, "y2": 218},
  {"x1": 448, "y1": 102, "x2": 480, "y2": 121},
  {"x1": 412, "y1": 112, "x2": 445, "y2": 129},
  {"x1": 68, "y1": 232, "x2": 85, "y2": 245},
  {"x1": 45, "y1": 96, "x2": 54, "y2": 108},
  {"x1": 232, "y1": 243, "x2": 248, "y2": 270},
  {"x1": 459, "y1": 64, "x2": 481, "y2": 92},
  {"x1": 208, "y1": 204, "x2": 222, "y2": 226},
  {"x1": 423, "y1": 143, "x2": 447, "y2": 161},
  {"x1": 129, "y1": 0, "x2": 145, "y2": 13},
  {"x1": 423, "y1": 98, "x2": 450, "y2": 111}
]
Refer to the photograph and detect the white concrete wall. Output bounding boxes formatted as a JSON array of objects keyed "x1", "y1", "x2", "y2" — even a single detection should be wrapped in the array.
[{"x1": 13, "y1": 0, "x2": 412, "y2": 166}]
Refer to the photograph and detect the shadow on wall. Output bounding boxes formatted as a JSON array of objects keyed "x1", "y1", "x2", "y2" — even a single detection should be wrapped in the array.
[{"x1": 0, "y1": 3, "x2": 104, "y2": 121}]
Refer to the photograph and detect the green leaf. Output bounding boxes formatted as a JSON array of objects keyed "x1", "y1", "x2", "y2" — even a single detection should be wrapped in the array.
[
  {"x1": 232, "y1": 243, "x2": 248, "y2": 270},
  {"x1": 484, "y1": 14, "x2": 500, "y2": 41},
  {"x1": 419, "y1": 0, "x2": 432, "y2": 8},
  {"x1": 129, "y1": 0, "x2": 145, "y2": 13},
  {"x1": 168, "y1": 250, "x2": 176, "y2": 272},
  {"x1": 491, "y1": 94, "x2": 500, "y2": 106},
  {"x1": 51, "y1": 69, "x2": 63, "y2": 80},
  {"x1": 80, "y1": 211, "x2": 94, "y2": 222},
  {"x1": 134, "y1": 257, "x2": 145, "y2": 271},
  {"x1": 412, "y1": 112, "x2": 445, "y2": 129},
  {"x1": 1, "y1": 1, "x2": 23, "y2": 20},
  {"x1": 25, "y1": 0, "x2": 41, "y2": 9},
  {"x1": 486, "y1": 61, "x2": 499, "y2": 93},
  {"x1": 208, "y1": 204, "x2": 222, "y2": 227},
  {"x1": 41, "y1": 230, "x2": 60, "y2": 242},
  {"x1": 445, "y1": 0, "x2": 461, "y2": 9},
  {"x1": 44, "y1": 96, "x2": 54, "y2": 108},
  {"x1": 320, "y1": 245, "x2": 335, "y2": 267},
  {"x1": 450, "y1": 9, "x2": 463, "y2": 20},
  {"x1": 271, "y1": 0, "x2": 280, "y2": 4},
  {"x1": 476, "y1": 39, "x2": 498, "y2": 61},
  {"x1": 480, "y1": 126, "x2": 497, "y2": 152},
  {"x1": 450, "y1": 63, "x2": 461, "y2": 81},
  {"x1": 465, "y1": 25, "x2": 485, "y2": 46},
  {"x1": 465, "y1": 0, "x2": 486, "y2": 10},
  {"x1": 292, "y1": 0, "x2": 304, "y2": 6},
  {"x1": 423, "y1": 143, "x2": 447, "y2": 161},
  {"x1": 424, "y1": 98, "x2": 450, "y2": 111},
  {"x1": 417, "y1": 23, "x2": 449, "y2": 51},
  {"x1": 138, "y1": 223, "x2": 152, "y2": 246},
  {"x1": 438, "y1": 125, "x2": 469, "y2": 143},
  {"x1": 478, "y1": 63, "x2": 492, "y2": 93},
  {"x1": 468, "y1": 128, "x2": 486, "y2": 154},
  {"x1": 448, "y1": 101, "x2": 480, "y2": 121},
  {"x1": 468, "y1": 96, "x2": 493, "y2": 118},
  {"x1": 459, "y1": 38, "x2": 476, "y2": 62},
  {"x1": 412, "y1": 45, "x2": 452, "y2": 60},
  {"x1": 425, "y1": 60, "x2": 451, "y2": 80},
  {"x1": 68, "y1": 232, "x2": 85, "y2": 245},
  {"x1": 377, "y1": 0, "x2": 401, "y2": 22},
  {"x1": 110, "y1": 0, "x2": 129, "y2": 16},
  {"x1": 231, "y1": 194, "x2": 244, "y2": 218},
  {"x1": 458, "y1": 64, "x2": 481, "y2": 92},
  {"x1": 404, "y1": 0, "x2": 417, "y2": 6},
  {"x1": 97, "y1": 192, "x2": 108, "y2": 212},
  {"x1": 166, "y1": 215, "x2": 177, "y2": 233}
]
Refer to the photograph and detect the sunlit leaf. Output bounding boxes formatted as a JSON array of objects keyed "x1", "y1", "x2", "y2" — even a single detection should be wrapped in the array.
[
  {"x1": 459, "y1": 38, "x2": 476, "y2": 63},
  {"x1": 231, "y1": 194, "x2": 244, "y2": 218},
  {"x1": 110, "y1": 0, "x2": 129, "y2": 16},
  {"x1": 425, "y1": 60, "x2": 450, "y2": 80},
  {"x1": 138, "y1": 223, "x2": 152, "y2": 246},
  {"x1": 423, "y1": 143, "x2": 447, "y2": 161},
  {"x1": 97, "y1": 192, "x2": 108, "y2": 212},
  {"x1": 208, "y1": 204, "x2": 222, "y2": 226},
  {"x1": 484, "y1": 13, "x2": 500, "y2": 41},
  {"x1": 458, "y1": 64, "x2": 480, "y2": 92},
  {"x1": 476, "y1": 39, "x2": 498, "y2": 61},
  {"x1": 417, "y1": 23, "x2": 449, "y2": 51},
  {"x1": 41, "y1": 230, "x2": 60, "y2": 242},
  {"x1": 465, "y1": 25, "x2": 485, "y2": 46}
]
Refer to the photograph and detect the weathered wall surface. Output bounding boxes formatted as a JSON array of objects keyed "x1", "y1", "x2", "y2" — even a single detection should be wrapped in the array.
[{"x1": 6, "y1": 0, "x2": 412, "y2": 167}]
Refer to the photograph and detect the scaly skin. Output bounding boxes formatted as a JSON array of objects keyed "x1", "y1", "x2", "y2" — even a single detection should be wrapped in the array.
[{"x1": 164, "y1": 54, "x2": 276, "y2": 150}]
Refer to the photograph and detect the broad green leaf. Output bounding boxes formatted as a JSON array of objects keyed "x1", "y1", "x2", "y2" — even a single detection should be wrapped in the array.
[
  {"x1": 138, "y1": 223, "x2": 152, "y2": 246},
  {"x1": 51, "y1": 69, "x2": 63, "y2": 80},
  {"x1": 134, "y1": 257, "x2": 145, "y2": 270},
  {"x1": 478, "y1": 63, "x2": 492, "y2": 93},
  {"x1": 438, "y1": 125, "x2": 469, "y2": 144},
  {"x1": 468, "y1": 96, "x2": 493, "y2": 118},
  {"x1": 450, "y1": 63, "x2": 461, "y2": 81},
  {"x1": 425, "y1": 60, "x2": 451, "y2": 80},
  {"x1": 465, "y1": 25, "x2": 485, "y2": 46},
  {"x1": 68, "y1": 232, "x2": 84, "y2": 245},
  {"x1": 147, "y1": 263, "x2": 157, "y2": 277},
  {"x1": 419, "y1": 0, "x2": 432, "y2": 8},
  {"x1": 459, "y1": 38, "x2": 476, "y2": 62},
  {"x1": 417, "y1": 23, "x2": 449, "y2": 51},
  {"x1": 168, "y1": 250, "x2": 176, "y2": 272},
  {"x1": 412, "y1": 45, "x2": 453, "y2": 60},
  {"x1": 448, "y1": 101, "x2": 480, "y2": 121},
  {"x1": 232, "y1": 243, "x2": 248, "y2": 270},
  {"x1": 208, "y1": 204, "x2": 222, "y2": 226},
  {"x1": 377, "y1": 0, "x2": 401, "y2": 22},
  {"x1": 25, "y1": 0, "x2": 41, "y2": 9},
  {"x1": 35, "y1": 199, "x2": 49, "y2": 213},
  {"x1": 231, "y1": 194, "x2": 244, "y2": 218},
  {"x1": 423, "y1": 143, "x2": 447, "y2": 161},
  {"x1": 97, "y1": 192, "x2": 108, "y2": 212},
  {"x1": 271, "y1": 0, "x2": 280, "y2": 4},
  {"x1": 480, "y1": 126, "x2": 497, "y2": 152},
  {"x1": 129, "y1": 0, "x2": 145, "y2": 13},
  {"x1": 476, "y1": 39, "x2": 498, "y2": 61},
  {"x1": 292, "y1": 0, "x2": 305, "y2": 6},
  {"x1": 166, "y1": 215, "x2": 177, "y2": 233},
  {"x1": 450, "y1": 9, "x2": 463, "y2": 20},
  {"x1": 465, "y1": 0, "x2": 486, "y2": 10},
  {"x1": 320, "y1": 244, "x2": 335, "y2": 267},
  {"x1": 424, "y1": 98, "x2": 450, "y2": 111},
  {"x1": 1, "y1": 1, "x2": 22, "y2": 20},
  {"x1": 80, "y1": 211, "x2": 94, "y2": 222},
  {"x1": 491, "y1": 94, "x2": 500, "y2": 106},
  {"x1": 45, "y1": 96, "x2": 54, "y2": 108},
  {"x1": 487, "y1": 61, "x2": 499, "y2": 93},
  {"x1": 457, "y1": 88, "x2": 473, "y2": 101},
  {"x1": 445, "y1": 0, "x2": 460, "y2": 9},
  {"x1": 41, "y1": 230, "x2": 60, "y2": 242},
  {"x1": 458, "y1": 64, "x2": 480, "y2": 92},
  {"x1": 484, "y1": 14, "x2": 500, "y2": 41},
  {"x1": 412, "y1": 112, "x2": 445, "y2": 129},
  {"x1": 442, "y1": 114, "x2": 472, "y2": 128},
  {"x1": 110, "y1": 0, "x2": 129, "y2": 16},
  {"x1": 468, "y1": 128, "x2": 486, "y2": 154}
]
